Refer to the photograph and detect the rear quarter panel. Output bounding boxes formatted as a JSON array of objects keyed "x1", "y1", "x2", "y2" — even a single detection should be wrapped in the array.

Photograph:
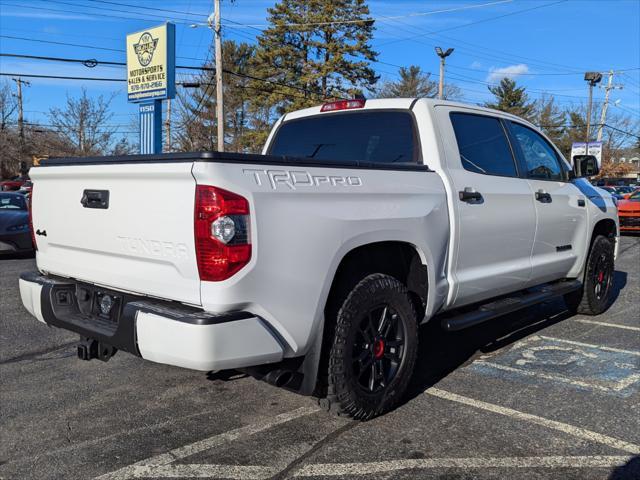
[{"x1": 192, "y1": 161, "x2": 449, "y2": 356}]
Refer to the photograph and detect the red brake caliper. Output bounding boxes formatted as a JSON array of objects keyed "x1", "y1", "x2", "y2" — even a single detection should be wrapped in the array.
[{"x1": 373, "y1": 339, "x2": 385, "y2": 359}]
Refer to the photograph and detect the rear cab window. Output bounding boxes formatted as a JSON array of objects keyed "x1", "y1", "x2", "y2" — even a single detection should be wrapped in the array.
[
  {"x1": 268, "y1": 111, "x2": 420, "y2": 164},
  {"x1": 449, "y1": 112, "x2": 518, "y2": 177}
]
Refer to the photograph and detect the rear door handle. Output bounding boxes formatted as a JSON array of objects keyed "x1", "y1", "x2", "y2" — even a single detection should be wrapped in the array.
[
  {"x1": 535, "y1": 190, "x2": 552, "y2": 203},
  {"x1": 459, "y1": 189, "x2": 483, "y2": 203}
]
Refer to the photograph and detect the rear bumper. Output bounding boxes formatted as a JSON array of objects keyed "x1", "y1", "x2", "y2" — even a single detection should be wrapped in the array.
[{"x1": 19, "y1": 272, "x2": 284, "y2": 371}]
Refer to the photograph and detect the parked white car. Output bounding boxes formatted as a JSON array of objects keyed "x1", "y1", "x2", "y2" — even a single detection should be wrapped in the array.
[{"x1": 20, "y1": 98, "x2": 618, "y2": 419}]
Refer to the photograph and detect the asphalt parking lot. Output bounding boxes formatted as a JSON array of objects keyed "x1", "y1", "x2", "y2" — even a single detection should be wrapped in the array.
[{"x1": 1, "y1": 236, "x2": 639, "y2": 480}]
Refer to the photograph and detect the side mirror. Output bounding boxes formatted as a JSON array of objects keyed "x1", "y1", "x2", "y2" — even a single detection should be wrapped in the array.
[{"x1": 573, "y1": 155, "x2": 599, "y2": 178}]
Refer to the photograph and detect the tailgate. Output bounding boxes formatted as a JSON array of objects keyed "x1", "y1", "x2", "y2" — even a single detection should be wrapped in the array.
[{"x1": 30, "y1": 162, "x2": 201, "y2": 306}]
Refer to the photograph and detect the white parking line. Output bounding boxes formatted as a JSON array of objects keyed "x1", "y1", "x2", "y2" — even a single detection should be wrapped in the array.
[
  {"x1": 537, "y1": 335, "x2": 640, "y2": 356},
  {"x1": 575, "y1": 319, "x2": 640, "y2": 332},
  {"x1": 425, "y1": 388, "x2": 640, "y2": 454},
  {"x1": 293, "y1": 455, "x2": 632, "y2": 476},
  {"x1": 95, "y1": 406, "x2": 318, "y2": 480},
  {"x1": 128, "y1": 464, "x2": 275, "y2": 479}
]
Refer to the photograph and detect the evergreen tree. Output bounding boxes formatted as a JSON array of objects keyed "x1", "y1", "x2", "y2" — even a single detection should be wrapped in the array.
[
  {"x1": 559, "y1": 106, "x2": 588, "y2": 159},
  {"x1": 484, "y1": 78, "x2": 535, "y2": 120},
  {"x1": 251, "y1": 0, "x2": 378, "y2": 113},
  {"x1": 379, "y1": 66, "x2": 436, "y2": 98},
  {"x1": 378, "y1": 65, "x2": 462, "y2": 100},
  {"x1": 535, "y1": 95, "x2": 566, "y2": 146}
]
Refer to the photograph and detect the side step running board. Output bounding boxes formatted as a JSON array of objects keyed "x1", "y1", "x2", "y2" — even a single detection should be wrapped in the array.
[{"x1": 441, "y1": 280, "x2": 582, "y2": 332}]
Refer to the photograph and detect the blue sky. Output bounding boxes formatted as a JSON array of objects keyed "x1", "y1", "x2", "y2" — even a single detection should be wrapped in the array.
[{"x1": 0, "y1": 0, "x2": 638, "y2": 145}]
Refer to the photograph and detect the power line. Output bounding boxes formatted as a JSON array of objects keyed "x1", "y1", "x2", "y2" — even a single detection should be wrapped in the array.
[
  {"x1": 0, "y1": 34, "x2": 210, "y2": 63},
  {"x1": 44, "y1": 0, "x2": 191, "y2": 22},
  {"x1": 0, "y1": 72, "x2": 126, "y2": 82},
  {"x1": 376, "y1": 0, "x2": 568, "y2": 48},
  {"x1": 602, "y1": 124, "x2": 640, "y2": 139},
  {"x1": 0, "y1": 53, "x2": 211, "y2": 72},
  {"x1": 1, "y1": 1, "x2": 192, "y2": 25},
  {"x1": 0, "y1": 35, "x2": 122, "y2": 53},
  {"x1": 3, "y1": 0, "x2": 184, "y2": 23},
  {"x1": 0, "y1": 53, "x2": 331, "y2": 99},
  {"x1": 83, "y1": 0, "x2": 206, "y2": 18},
  {"x1": 221, "y1": 0, "x2": 512, "y2": 29}
]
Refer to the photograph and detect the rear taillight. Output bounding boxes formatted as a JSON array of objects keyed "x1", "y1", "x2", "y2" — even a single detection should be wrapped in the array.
[
  {"x1": 28, "y1": 188, "x2": 37, "y2": 250},
  {"x1": 194, "y1": 185, "x2": 251, "y2": 281}
]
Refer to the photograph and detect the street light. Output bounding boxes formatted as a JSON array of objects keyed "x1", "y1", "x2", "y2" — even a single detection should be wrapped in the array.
[
  {"x1": 435, "y1": 47, "x2": 454, "y2": 100},
  {"x1": 584, "y1": 71, "x2": 602, "y2": 143}
]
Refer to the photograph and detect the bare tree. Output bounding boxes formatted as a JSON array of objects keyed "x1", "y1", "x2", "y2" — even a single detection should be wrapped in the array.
[
  {"x1": 0, "y1": 81, "x2": 18, "y2": 132},
  {"x1": 48, "y1": 88, "x2": 117, "y2": 156}
]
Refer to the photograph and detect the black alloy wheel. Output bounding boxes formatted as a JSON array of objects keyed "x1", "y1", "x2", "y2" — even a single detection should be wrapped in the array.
[
  {"x1": 325, "y1": 274, "x2": 418, "y2": 420},
  {"x1": 564, "y1": 234, "x2": 615, "y2": 315},
  {"x1": 352, "y1": 305, "x2": 406, "y2": 395}
]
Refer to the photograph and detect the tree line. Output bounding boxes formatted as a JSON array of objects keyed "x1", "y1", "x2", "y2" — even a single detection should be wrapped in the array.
[{"x1": 1, "y1": 0, "x2": 638, "y2": 178}]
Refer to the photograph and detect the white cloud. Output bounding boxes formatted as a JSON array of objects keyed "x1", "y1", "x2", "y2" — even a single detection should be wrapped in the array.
[
  {"x1": 486, "y1": 64, "x2": 529, "y2": 83},
  {"x1": 470, "y1": 61, "x2": 483, "y2": 70}
]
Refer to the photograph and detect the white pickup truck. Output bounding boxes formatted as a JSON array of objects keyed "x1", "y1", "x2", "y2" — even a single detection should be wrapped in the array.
[{"x1": 20, "y1": 98, "x2": 618, "y2": 419}]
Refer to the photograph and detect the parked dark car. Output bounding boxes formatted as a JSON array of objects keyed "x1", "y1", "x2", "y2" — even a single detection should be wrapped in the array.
[{"x1": 0, "y1": 192, "x2": 33, "y2": 254}]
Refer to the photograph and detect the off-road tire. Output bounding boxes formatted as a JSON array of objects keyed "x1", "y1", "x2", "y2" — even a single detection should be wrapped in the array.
[
  {"x1": 564, "y1": 235, "x2": 615, "y2": 315},
  {"x1": 325, "y1": 274, "x2": 418, "y2": 420}
]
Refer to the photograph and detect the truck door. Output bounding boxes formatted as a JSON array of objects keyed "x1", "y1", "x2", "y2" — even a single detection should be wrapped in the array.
[
  {"x1": 437, "y1": 109, "x2": 536, "y2": 307},
  {"x1": 506, "y1": 121, "x2": 588, "y2": 284}
]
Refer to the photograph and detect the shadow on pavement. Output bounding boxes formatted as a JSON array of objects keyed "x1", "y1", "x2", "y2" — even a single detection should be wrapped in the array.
[
  {"x1": 405, "y1": 297, "x2": 574, "y2": 401},
  {"x1": 608, "y1": 455, "x2": 640, "y2": 480},
  {"x1": 206, "y1": 370, "x2": 249, "y2": 383},
  {"x1": 404, "y1": 265, "x2": 629, "y2": 402},
  {"x1": 0, "y1": 251, "x2": 35, "y2": 260}
]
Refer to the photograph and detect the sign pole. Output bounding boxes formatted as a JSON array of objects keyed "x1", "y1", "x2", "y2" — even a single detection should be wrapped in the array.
[{"x1": 139, "y1": 100, "x2": 163, "y2": 155}]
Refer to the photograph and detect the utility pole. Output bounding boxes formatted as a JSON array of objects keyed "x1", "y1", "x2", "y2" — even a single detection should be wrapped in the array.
[
  {"x1": 596, "y1": 70, "x2": 623, "y2": 142},
  {"x1": 584, "y1": 71, "x2": 602, "y2": 142},
  {"x1": 435, "y1": 47, "x2": 454, "y2": 100},
  {"x1": 210, "y1": 0, "x2": 224, "y2": 152},
  {"x1": 165, "y1": 98, "x2": 171, "y2": 152},
  {"x1": 11, "y1": 77, "x2": 30, "y2": 151}
]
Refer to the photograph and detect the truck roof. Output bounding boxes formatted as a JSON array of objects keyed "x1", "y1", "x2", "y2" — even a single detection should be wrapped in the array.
[{"x1": 284, "y1": 97, "x2": 538, "y2": 130}]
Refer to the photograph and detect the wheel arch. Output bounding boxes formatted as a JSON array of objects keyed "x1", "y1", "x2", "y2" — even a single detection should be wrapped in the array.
[
  {"x1": 305, "y1": 241, "x2": 428, "y2": 397},
  {"x1": 591, "y1": 218, "x2": 617, "y2": 245},
  {"x1": 325, "y1": 241, "x2": 429, "y2": 318}
]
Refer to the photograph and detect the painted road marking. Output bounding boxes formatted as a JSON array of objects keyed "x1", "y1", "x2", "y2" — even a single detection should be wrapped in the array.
[
  {"x1": 473, "y1": 361, "x2": 638, "y2": 393},
  {"x1": 425, "y1": 388, "x2": 640, "y2": 454},
  {"x1": 128, "y1": 464, "x2": 275, "y2": 479},
  {"x1": 538, "y1": 335, "x2": 640, "y2": 356},
  {"x1": 470, "y1": 335, "x2": 640, "y2": 396},
  {"x1": 575, "y1": 319, "x2": 640, "y2": 332},
  {"x1": 95, "y1": 406, "x2": 318, "y2": 480},
  {"x1": 293, "y1": 456, "x2": 632, "y2": 476}
]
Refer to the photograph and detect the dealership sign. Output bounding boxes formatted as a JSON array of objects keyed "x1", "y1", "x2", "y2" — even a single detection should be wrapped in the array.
[
  {"x1": 126, "y1": 23, "x2": 175, "y2": 102},
  {"x1": 571, "y1": 142, "x2": 603, "y2": 168}
]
